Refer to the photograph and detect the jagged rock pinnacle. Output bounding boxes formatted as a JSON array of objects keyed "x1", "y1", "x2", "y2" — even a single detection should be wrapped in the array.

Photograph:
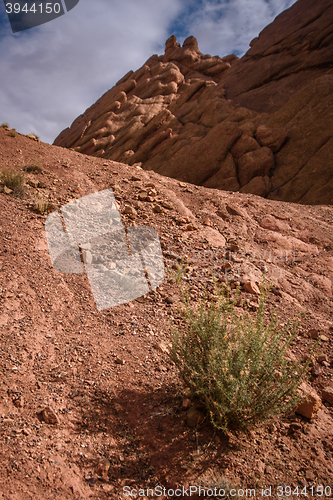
[{"x1": 54, "y1": 0, "x2": 333, "y2": 205}]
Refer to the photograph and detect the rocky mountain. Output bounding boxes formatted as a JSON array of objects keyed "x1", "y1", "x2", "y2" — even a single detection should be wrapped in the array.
[{"x1": 54, "y1": 0, "x2": 333, "y2": 206}]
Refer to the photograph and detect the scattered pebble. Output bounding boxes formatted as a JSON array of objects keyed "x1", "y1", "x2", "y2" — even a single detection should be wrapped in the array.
[{"x1": 40, "y1": 407, "x2": 60, "y2": 425}]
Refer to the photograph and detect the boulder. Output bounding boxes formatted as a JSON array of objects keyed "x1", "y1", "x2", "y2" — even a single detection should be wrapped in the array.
[
  {"x1": 243, "y1": 281, "x2": 260, "y2": 295},
  {"x1": 237, "y1": 147, "x2": 274, "y2": 187},
  {"x1": 322, "y1": 387, "x2": 333, "y2": 405},
  {"x1": 255, "y1": 125, "x2": 288, "y2": 153},
  {"x1": 258, "y1": 214, "x2": 290, "y2": 232},
  {"x1": 295, "y1": 383, "x2": 321, "y2": 419},
  {"x1": 230, "y1": 134, "x2": 260, "y2": 159}
]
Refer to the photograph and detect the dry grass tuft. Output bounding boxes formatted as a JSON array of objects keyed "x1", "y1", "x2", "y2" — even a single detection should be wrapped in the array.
[
  {"x1": 24, "y1": 163, "x2": 43, "y2": 174},
  {"x1": 0, "y1": 167, "x2": 25, "y2": 195}
]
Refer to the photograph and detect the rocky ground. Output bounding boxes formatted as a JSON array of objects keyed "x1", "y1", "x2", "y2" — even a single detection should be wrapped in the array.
[{"x1": 0, "y1": 126, "x2": 332, "y2": 499}]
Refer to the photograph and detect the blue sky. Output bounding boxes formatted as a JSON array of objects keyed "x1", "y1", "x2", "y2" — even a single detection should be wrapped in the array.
[{"x1": 0, "y1": 0, "x2": 296, "y2": 144}]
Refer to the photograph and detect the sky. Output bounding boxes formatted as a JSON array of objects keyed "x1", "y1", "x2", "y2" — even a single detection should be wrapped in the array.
[{"x1": 0, "y1": 0, "x2": 297, "y2": 145}]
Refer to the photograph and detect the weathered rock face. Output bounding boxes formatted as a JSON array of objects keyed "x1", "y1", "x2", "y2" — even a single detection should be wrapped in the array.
[
  {"x1": 54, "y1": 0, "x2": 333, "y2": 205},
  {"x1": 220, "y1": 0, "x2": 333, "y2": 113}
]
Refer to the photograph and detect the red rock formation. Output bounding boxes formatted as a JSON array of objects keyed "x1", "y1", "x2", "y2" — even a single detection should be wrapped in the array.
[
  {"x1": 54, "y1": 0, "x2": 333, "y2": 205},
  {"x1": 220, "y1": 0, "x2": 333, "y2": 113}
]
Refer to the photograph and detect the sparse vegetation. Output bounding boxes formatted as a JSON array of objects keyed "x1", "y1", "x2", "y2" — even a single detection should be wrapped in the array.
[
  {"x1": 1, "y1": 122, "x2": 9, "y2": 129},
  {"x1": 169, "y1": 272, "x2": 312, "y2": 432},
  {"x1": 24, "y1": 163, "x2": 43, "y2": 174},
  {"x1": 8, "y1": 129, "x2": 17, "y2": 137},
  {"x1": 32, "y1": 200, "x2": 55, "y2": 214},
  {"x1": 0, "y1": 167, "x2": 25, "y2": 194}
]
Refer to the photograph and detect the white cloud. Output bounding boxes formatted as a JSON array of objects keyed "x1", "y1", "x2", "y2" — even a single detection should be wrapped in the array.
[
  {"x1": 0, "y1": 0, "x2": 182, "y2": 143},
  {"x1": 177, "y1": 0, "x2": 297, "y2": 56},
  {"x1": 0, "y1": 0, "x2": 296, "y2": 144}
]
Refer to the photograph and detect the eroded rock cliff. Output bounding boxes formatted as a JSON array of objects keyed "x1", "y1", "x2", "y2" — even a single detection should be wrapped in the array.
[{"x1": 54, "y1": 0, "x2": 333, "y2": 205}]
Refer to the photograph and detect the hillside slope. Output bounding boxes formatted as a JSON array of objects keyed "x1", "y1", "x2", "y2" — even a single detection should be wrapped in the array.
[{"x1": 1, "y1": 126, "x2": 333, "y2": 498}]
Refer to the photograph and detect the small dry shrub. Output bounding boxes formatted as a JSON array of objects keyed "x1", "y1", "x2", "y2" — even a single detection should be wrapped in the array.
[
  {"x1": 1, "y1": 123, "x2": 9, "y2": 129},
  {"x1": 0, "y1": 168, "x2": 25, "y2": 194},
  {"x1": 32, "y1": 200, "x2": 55, "y2": 214},
  {"x1": 24, "y1": 163, "x2": 43, "y2": 174},
  {"x1": 169, "y1": 272, "x2": 313, "y2": 431},
  {"x1": 8, "y1": 129, "x2": 17, "y2": 137}
]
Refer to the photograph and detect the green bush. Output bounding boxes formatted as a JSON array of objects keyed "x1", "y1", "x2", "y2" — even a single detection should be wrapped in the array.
[
  {"x1": 0, "y1": 167, "x2": 25, "y2": 193},
  {"x1": 169, "y1": 274, "x2": 312, "y2": 431}
]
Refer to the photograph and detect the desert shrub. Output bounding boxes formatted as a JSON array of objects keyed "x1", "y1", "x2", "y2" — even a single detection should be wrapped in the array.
[
  {"x1": 0, "y1": 167, "x2": 25, "y2": 193},
  {"x1": 169, "y1": 273, "x2": 312, "y2": 431},
  {"x1": 1, "y1": 122, "x2": 9, "y2": 129},
  {"x1": 8, "y1": 129, "x2": 17, "y2": 137},
  {"x1": 32, "y1": 200, "x2": 54, "y2": 214},
  {"x1": 24, "y1": 163, "x2": 43, "y2": 174}
]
